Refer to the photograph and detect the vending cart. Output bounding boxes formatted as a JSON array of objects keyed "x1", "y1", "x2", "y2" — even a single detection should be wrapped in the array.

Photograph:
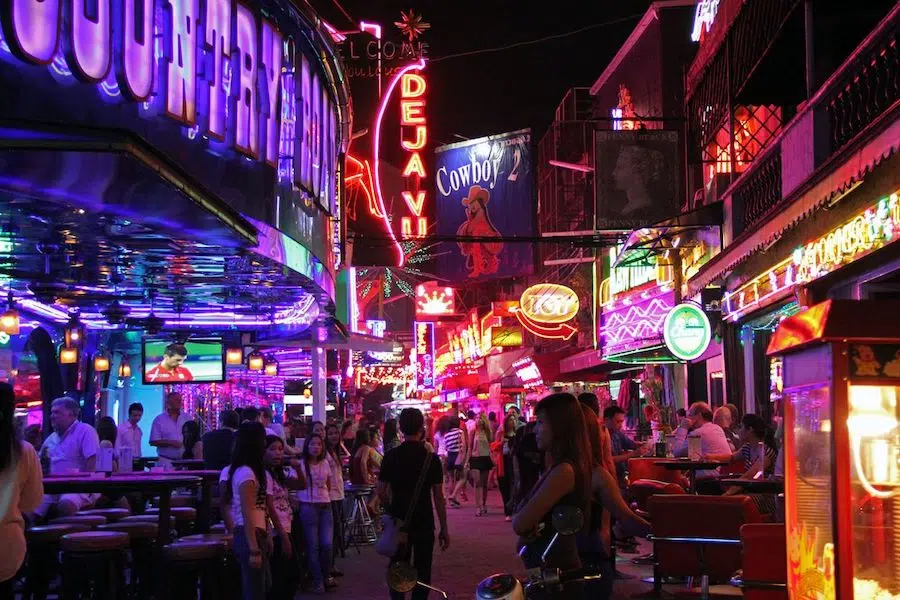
[{"x1": 768, "y1": 299, "x2": 900, "y2": 600}]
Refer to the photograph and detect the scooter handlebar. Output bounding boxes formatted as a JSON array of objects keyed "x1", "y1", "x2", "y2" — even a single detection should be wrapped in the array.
[{"x1": 558, "y1": 565, "x2": 604, "y2": 584}]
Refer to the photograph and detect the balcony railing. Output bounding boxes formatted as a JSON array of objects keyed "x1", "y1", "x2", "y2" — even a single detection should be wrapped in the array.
[{"x1": 731, "y1": 5, "x2": 899, "y2": 237}]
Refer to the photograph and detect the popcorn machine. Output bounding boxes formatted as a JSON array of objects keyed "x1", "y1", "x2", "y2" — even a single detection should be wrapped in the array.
[{"x1": 768, "y1": 300, "x2": 900, "y2": 600}]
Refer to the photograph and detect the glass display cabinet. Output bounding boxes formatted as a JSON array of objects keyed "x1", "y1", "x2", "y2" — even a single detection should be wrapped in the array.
[{"x1": 768, "y1": 300, "x2": 900, "y2": 599}]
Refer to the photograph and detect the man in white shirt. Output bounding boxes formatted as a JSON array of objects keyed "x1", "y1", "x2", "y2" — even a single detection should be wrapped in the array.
[
  {"x1": 260, "y1": 406, "x2": 284, "y2": 439},
  {"x1": 115, "y1": 402, "x2": 144, "y2": 457},
  {"x1": 34, "y1": 397, "x2": 100, "y2": 518},
  {"x1": 149, "y1": 392, "x2": 190, "y2": 466},
  {"x1": 673, "y1": 401, "x2": 733, "y2": 480}
]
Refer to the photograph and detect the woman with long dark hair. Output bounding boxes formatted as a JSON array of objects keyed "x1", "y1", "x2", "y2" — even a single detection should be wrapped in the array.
[
  {"x1": 224, "y1": 422, "x2": 270, "y2": 600},
  {"x1": 297, "y1": 433, "x2": 335, "y2": 593},
  {"x1": 324, "y1": 424, "x2": 346, "y2": 578},
  {"x1": 495, "y1": 414, "x2": 518, "y2": 520},
  {"x1": 512, "y1": 393, "x2": 593, "y2": 600},
  {"x1": 382, "y1": 418, "x2": 400, "y2": 454},
  {"x1": 349, "y1": 429, "x2": 379, "y2": 485},
  {"x1": 264, "y1": 435, "x2": 303, "y2": 600},
  {"x1": 181, "y1": 420, "x2": 202, "y2": 459},
  {"x1": 0, "y1": 383, "x2": 43, "y2": 599}
]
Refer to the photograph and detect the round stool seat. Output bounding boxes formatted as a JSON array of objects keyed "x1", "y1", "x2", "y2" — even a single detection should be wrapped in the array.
[
  {"x1": 178, "y1": 533, "x2": 232, "y2": 548},
  {"x1": 77, "y1": 508, "x2": 131, "y2": 522},
  {"x1": 346, "y1": 485, "x2": 374, "y2": 494},
  {"x1": 120, "y1": 514, "x2": 178, "y2": 528},
  {"x1": 163, "y1": 541, "x2": 225, "y2": 561},
  {"x1": 151, "y1": 495, "x2": 197, "y2": 508},
  {"x1": 97, "y1": 522, "x2": 159, "y2": 541},
  {"x1": 146, "y1": 507, "x2": 197, "y2": 521},
  {"x1": 50, "y1": 515, "x2": 108, "y2": 527},
  {"x1": 209, "y1": 523, "x2": 228, "y2": 535},
  {"x1": 27, "y1": 524, "x2": 90, "y2": 543},
  {"x1": 61, "y1": 531, "x2": 130, "y2": 552}
]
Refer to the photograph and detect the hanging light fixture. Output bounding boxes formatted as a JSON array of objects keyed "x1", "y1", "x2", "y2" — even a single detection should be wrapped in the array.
[
  {"x1": 226, "y1": 347, "x2": 244, "y2": 365},
  {"x1": 0, "y1": 292, "x2": 19, "y2": 335},
  {"x1": 64, "y1": 314, "x2": 85, "y2": 348},
  {"x1": 247, "y1": 351, "x2": 264, "y2": 372},
  {"x1": 264, "y1": 359, "x2": 279, "y2": 377},
  {"x1": 59, "y1": 346, "x2": 79, "y2": 365},
  {"x1": 118, "y1": 361, "x2": 132, "y2": 378},
  {"x1": 93, "y1": 352, "x2": 110, "y2": 372}
]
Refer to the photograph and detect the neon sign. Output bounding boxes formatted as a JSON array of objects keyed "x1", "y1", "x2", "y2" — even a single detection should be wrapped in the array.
[
  {"x1": 691, "y1": 0, "x2": 721, "y2": 42},
  {"x1": 514, "y1": 284, "x2": 579, "y2": 341},
  {"x1": 0, "y1": 0, "x2": 339, "y2": 206},
  {"x1": 513, "y1": 357, "x2": 544, "y2": 389},
  {"x1": 414, "y1": 321, "x2": 435, "y2": 389},
  {"x1": 416, "y1": 283, "x2": 455, "y2": 316},
  {"x1": 724, "y1": 191, "x2": 900, "y2": 321},
  {"x1": 608, "y1": 246, "x2": 662, "y2": 297},
  {"x1": 365, "y1": 319, "x2": 387, "y2": 338},
  {"x1": 663, "y1": 303, "x2": 712, "y2": 361},
  {"x1": 399, "y1": 66, "x2": 429, "y2": 239},
  {"x1": 601, "y1": 289, "x2": 674, "y2": 359}
]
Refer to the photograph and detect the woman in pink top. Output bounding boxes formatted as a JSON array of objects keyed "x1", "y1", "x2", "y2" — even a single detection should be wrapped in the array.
[
  {"x1": 297, "y1": 433, "x2": 335, "y2": 594},
  {"x1": 0, "y1": 383, "x2": 43, "y2": 598}
]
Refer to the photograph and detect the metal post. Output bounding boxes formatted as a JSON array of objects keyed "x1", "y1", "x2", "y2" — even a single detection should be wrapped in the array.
[
  {"x1": 311, "y1": 328, "x2": 327, "y2": 422},
  {"x1": 804, "y1": 1, "x2": 815, "y2": 98}
]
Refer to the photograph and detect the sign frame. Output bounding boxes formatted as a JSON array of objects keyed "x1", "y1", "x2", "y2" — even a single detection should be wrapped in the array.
[{"x1": 663, "y1": 302, "x2": 712, "y2": 361}]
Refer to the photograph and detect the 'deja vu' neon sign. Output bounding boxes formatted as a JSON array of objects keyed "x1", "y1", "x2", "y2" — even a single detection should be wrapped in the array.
[{"x1": 1, "y1": 0, "x2": 339, "y2": 203}]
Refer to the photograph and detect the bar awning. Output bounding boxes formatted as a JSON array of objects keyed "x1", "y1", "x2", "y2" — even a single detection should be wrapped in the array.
[{"x1": 613, "y1": 203, "x2": 723, "y2": 268}]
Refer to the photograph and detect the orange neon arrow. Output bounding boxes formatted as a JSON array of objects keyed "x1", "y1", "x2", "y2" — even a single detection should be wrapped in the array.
[{"x1": 514, "y1": 310, "x2": 578, "y2": 341}]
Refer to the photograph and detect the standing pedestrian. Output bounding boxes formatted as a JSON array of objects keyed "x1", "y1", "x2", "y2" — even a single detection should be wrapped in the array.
[
  {"x1": 297, "y1": 433, "x2": 335, "y2": 594},
  {"x1": 377, "y1": 409, "x2": 449, "y2": 600},
  {"x1": 469, "y1": 413, "x2": 493, "y2": 516},
  {"x1": 264, "y1": 435, "x2": 303, "y2": 600},
  {"x1": 495, "y1": 414, "x2": 518, "y2": 521},
  {"x1": 324, "y1": 423, "x2": 346, "y2": 578},
  {"x1": 149, "y1": 392, "x2": 190, "y2": 467}
]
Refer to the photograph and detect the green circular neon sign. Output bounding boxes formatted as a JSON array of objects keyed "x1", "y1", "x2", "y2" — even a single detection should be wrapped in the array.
[{"x1": 663, "y1": 302, "x2": 712, "y2": 361}]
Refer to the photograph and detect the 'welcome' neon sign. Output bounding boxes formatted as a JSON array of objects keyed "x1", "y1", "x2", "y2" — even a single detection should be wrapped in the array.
[{"x1": 0, "y1": 0, "x2": 339, "y2": 206}]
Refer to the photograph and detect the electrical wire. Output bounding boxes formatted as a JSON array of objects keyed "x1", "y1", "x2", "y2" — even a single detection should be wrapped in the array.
[{"x1": 430, "y1": 13, "x2": 645, "y2": 64}]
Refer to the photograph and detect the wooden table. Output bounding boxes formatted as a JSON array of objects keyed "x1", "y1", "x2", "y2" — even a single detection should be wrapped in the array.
[
  {"x1": 653, "y1": 459, "x2": 730, "y2": 493},
  {"x1": 170, "y1": 459, "x2": 206, "y2": 470},
  {"x1": 153, "y1": 469, "x2": 221, "y2": 533},
  {"x1": 719, "y1": 477, "x2": 785, "y2": 494},
  {"x1": 43, "y1": 474, "x2": 201, "y2": 545}
]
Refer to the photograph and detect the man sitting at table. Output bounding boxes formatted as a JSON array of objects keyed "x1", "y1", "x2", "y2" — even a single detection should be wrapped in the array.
[
  {"x1": 673, "y1": 402, "x2": 732, "y2": 484},
  {"x1": 202, "y1": 409, "x2": 239, "y2": 471},
  {"x1": 603, "y1": 405, "x2": 643, "y2": 487},
  {"x1": 34, "y1": 397, "x2": 101, "y2": 519},
  {"x1": 149, "y1": 392, "x2": 190, "y2": 467}
]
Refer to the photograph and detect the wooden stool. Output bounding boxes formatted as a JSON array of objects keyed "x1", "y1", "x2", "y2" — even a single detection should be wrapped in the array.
[
  {"x1": 59, "y1": 531, "x2": 129, "y2": 599},
  {"x1": 23, "y1": 524, "x2": 89, "y2": 600},
  {"x1": 161, "y1": 541, "x2": 226, "y2": 600},
  {"x1": 177, "y1": 533, "x2": 239, "y2": 600},
  {"x1": 209, "y1": 523, "x2": 228, "y2": 535},
  {"x1": 50, "y1": 515, "x2": 107, "y2": 528},
  {"x1": 76, "y1": 508, "x2": 131, "y2": 522},
  {"x1": 97, "y1": 522, "x2": 158, "y2": 600},
  {"x1": 120, "y1": 514, "x2": 177, "y2": 538},
  {"x1": 147, "y1": 507, "x2": 197, "y2": 536},
  {"x1": 151, "y1": 494, "x2": 198, "y2": 508}
]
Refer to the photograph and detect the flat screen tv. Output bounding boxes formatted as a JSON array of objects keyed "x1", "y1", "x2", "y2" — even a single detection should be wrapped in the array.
[{"x1": 142, "y1": 338, "x2": 225, "y2": 384}]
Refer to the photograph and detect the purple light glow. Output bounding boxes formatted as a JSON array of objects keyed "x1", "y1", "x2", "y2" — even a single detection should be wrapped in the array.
[
  {"x1": 600, "y1": 290, "x2": 674, "y2": 357},
  {"x1": 202, "y1": 0, "x2": 230, "y2": 139},
  {"x1": 4, "y1": 0, "x2": 61, "y2": 64},
  {"x1": 66, "y1": 0, "x2": 111, "y2": 82},
  {"x1": 295, "y1": 54, "x2": 312, "y2": 192},
  {"x1": 260, "y1": 19, "x2": 281, "y2": 167},
  {"x1": 232, "y1": 4, "x2": 258, "y2": 158},
  {"x1": 115, "y1": 0, "x2": 153, "y2": 100},
  {"x1": 164, "y1": 0, "x2": 199, "y2": 124}
]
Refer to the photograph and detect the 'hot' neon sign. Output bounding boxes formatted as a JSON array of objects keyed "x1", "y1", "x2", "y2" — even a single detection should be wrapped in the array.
[{"x1": 514, "y1": 283, "x2": 579, "y2": 341}]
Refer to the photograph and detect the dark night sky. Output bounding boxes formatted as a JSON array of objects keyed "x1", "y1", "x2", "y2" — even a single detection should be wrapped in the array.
[{"x1": 314, "y1": 0, "x2": 657, "y2": 145}]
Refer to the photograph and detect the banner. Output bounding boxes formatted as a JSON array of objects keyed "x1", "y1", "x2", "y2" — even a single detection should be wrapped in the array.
[
  {"x1": 435, "y1": 129, "x2": 534, "y2": 282},
  {"x1": 594, "y1": 130, "x2": 680, "y2": 230},
  {"x1": 414, "y1": 321, "x2": 435, "y2": 389}
]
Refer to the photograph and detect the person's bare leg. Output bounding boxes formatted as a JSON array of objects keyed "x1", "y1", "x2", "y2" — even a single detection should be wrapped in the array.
[{"x1": 480, "y1": 471, "x2": 489, "y2": 513}]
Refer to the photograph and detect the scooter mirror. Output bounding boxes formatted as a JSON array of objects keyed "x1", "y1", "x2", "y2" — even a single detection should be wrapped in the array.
[
  {"x1": 551, "y1": 506, "x2": 584, "y2": 535},
  {"x1": 387, "y1": 561, "x2": 418, "y2": 593}
]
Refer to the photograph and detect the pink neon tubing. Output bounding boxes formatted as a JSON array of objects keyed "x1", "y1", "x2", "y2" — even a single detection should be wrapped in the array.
[{"x1": 373, "y1": 58, "x2": 425, "y2": 268}]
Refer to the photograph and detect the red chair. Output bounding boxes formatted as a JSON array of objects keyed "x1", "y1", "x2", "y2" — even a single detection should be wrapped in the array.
[
  {"x1": 628, "y1": 458, "x2": 687, "y2": 486},
  {"x1": 649, "y1": 495, "x2": 762, "y2": 599},
  {"x1": 630, "y1": 480, "x2": 686, "y2": 518},
  {"x1": 737, "y1": 524, "x2": 787, "y2": 599}
]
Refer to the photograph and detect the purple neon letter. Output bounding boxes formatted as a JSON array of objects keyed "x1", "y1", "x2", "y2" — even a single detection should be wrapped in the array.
[
  {"x1": 310, "y1": 72, "x2": 322, "y2": 200},
  {"x1": 260, "y1": 19, "x2": 282, "y2": 167},
  {"x1": 232, "y1": 4, "x2": 258, "y2": 158},
  {"x1": 203, "y1": 0, "x2": 231, "y2": 140},
  {"x1": 115, "y1": 0, "x2": 154, "y2": 100},
  {"x1": 66, "y1": 0, "x2": 112, "y2": 82},
  {"x1": 165, "y1": 0, "x2": 199, "y2": 124},
  {"x1": 2, "y1": 0, "x2": 61, "y2": 64},
  {"x1": 295, "y1": 53, "x2": 311, "y2": 192}
]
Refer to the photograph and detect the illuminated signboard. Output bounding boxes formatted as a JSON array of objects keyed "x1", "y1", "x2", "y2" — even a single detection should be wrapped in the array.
[
  {"x1": 514, "y1": 284, "x2": 579, "y2": 341},
  {"x1": 447, "y1": 309, "x2": 483, "y2": 363},
  {"x1": 663, "y1": 303, "x2": 712, "y2": 361},
  {"x1": 414, "y1": 321, "x2": 435, "y2": 389},
  {"x1": 724, "y1": 191, "x2": 900, "y2": 321},
  {"x1": 0, "y1": 0, "x2": 340, "y2": 210},
  {"x1": 416, "y1": 283, "x2": 455, "y2": 316},
  {"x1": 600, "y1": 289, "x2": 675, "y2": 359},
  {"x1": 608, "y1": 246, "x2": 661, "y2": 297},
  {"x1": 691, "y1": 0, "x2": 721, "y2": 42},
  {"x1": 365, "y1": 319, "x2": 387, "y2": 338},
  {"x1": 513, "y1": 357, "x2": 543, "y2": 390},
  {"x1": 399, "y1": 67, "x2": 429, "y2": 240}
]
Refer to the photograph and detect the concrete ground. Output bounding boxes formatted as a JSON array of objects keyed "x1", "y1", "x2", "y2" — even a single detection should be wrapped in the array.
[{"x1": 301, "y1": 489, "x2": 743, "y2": 599}]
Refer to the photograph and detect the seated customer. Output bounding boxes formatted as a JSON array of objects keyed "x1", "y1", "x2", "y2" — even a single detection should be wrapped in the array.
[
  {"x1": 723, "y1": 414, "x2": 779, "y2": 513},
  {"x1": 34, "y1": 397, "x2": 101, "y2": 519},
  {"x1": 603, "y1": 406, "x2": 643, "y2": 487},
  {"x1": 672, "y1": 402, "x2": 732, "y2": 481}
]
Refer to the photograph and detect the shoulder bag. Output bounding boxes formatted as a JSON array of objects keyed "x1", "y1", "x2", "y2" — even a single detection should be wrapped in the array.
[{"x1": 375, "y1": 449, "x2": 433, "y2": 558}]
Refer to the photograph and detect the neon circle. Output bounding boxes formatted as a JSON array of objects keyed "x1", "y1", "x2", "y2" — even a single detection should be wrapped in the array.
[{"x1": 663, "y1": 302, "x2": 711, "y2": 361}]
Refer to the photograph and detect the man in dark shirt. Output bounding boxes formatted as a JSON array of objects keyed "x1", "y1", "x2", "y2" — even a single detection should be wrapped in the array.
[
  {"x1": 202, "y1": 409, "x2": 239, "y2": 471},
  {"x1": 603, "y1": 405, "x2": 641, "y2": 485},
  {"x1": 378, "y1": 408, "x2": 449, "y2": 600}
]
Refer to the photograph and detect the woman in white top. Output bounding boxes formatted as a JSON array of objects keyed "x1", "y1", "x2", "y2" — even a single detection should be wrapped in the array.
[
  {"x1": 223, "y1": 422, "x2": 271, "y2": 600},
  {"x1": 264, "y1": 434, "x2": 304, "y2": 600},
  {"x1": 0, "y1": 383, "x2": 43, "y2": 598},
  {"x1": 325, "y1": 424, "x2": 346, "y2": 578},
  {"x1": 297, "y1": 433, "x2": 335, "y2": 593}
]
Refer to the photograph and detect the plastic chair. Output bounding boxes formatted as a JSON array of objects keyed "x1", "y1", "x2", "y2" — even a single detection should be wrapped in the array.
[{"x1": 734, "y1": 523, "x2": 788, "y2": 599}]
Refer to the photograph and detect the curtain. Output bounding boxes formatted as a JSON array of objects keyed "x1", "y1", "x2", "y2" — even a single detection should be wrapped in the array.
[
  {"x1": 753, "y1": 329, "x2": 774, "y2": 422},
  {"x1": 721, "y1": 322, "x2": 745, "y2": 410}
]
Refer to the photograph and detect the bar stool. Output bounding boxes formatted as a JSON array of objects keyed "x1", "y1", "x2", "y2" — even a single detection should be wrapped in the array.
[
  {"x1": 178, "y1": 533, "x2": 239, "y2": 599},
  {"x1": 344, "y1": 485, "x2": 377, "y2": 551},
  {"x1": 209, "y1": 522, "x2": 228, "y2": 535},
  {"x1": 22, "y1": 524, "x2": 89, "y2": 600},
  {"x1": 97, "y1": 522, "x2": 158, "y2": 600},
  {"x1": 147, "y1": 506, "x2": 197, "y2": 536},
  {"x1": 59, "y1": 531, "x2": 129, "y2": 599},
  {"x1": 50, "y1": 515, "x2": 108, "y2": 528},
  {"x1": 161, "y1": 541, "x2": 226, "y2": 600},
  {"x1": 76, "y1": 508, "x2": 131, "y2": 522},
  {"x1": 151, "y1": 494, "x2": 198, "y2": 508}
]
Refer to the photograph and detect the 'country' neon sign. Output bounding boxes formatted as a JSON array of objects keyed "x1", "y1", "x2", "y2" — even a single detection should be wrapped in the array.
[
  {"x1": 514, "y1": 283, "x2": 579, "y2": 341},
  {"x1": 0, "y1": 0, "x2": 339, "y2": 206}
]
